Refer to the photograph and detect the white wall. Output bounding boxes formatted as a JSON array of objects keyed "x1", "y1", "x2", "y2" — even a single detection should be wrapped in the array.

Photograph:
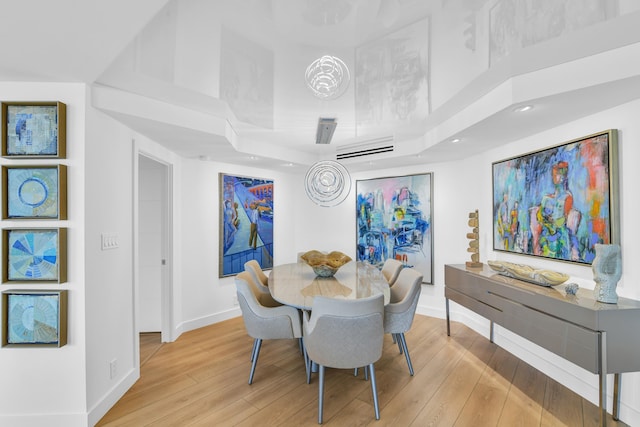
[
  {"x1": 0, "y1": 83, "x2": 87, "y2": 427},
  {"x1": 177, "y1": 159, "x2": 298, "y2": 331},
  {"x1": 84, "y1": 105, "x2": 137, "y2": 424}
]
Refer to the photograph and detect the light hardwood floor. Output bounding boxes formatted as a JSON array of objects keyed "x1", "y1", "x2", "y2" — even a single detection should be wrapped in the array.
[{"x1": 97, "y1": 316, "x2": 628, "y2": 426}]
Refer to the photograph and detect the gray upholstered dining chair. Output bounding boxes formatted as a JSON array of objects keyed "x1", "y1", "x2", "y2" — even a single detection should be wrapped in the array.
[
  {"x1": 381, "y1": 258, "x2": 403, "y2": 286},
  {"x1": 244, "y1": 259, "x2": 269, "y2": 289},
  {"x1": 235, "y1": 274, "x2": 302, "y2": 384},
  {"x1": 236, "y1": 271, "x2": 280, "y2": 307},
  {"x1": 384, "y1": 267, "x2": 423, "y2": 376},
  {"x1": 303, "y1": 294, "x2": 384, "y2": 424}
]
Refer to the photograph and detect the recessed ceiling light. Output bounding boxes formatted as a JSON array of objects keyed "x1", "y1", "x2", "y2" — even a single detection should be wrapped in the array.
[
  {"x1": 249, "y1": 156, "x2": 258, "y2": 160},
  {"x1": 450, "y1": 138, "x2": 461, "y2": 144},
  {"x1": 514, "y1": 105, "x2": 533, "y2": 113},
  {"x1": 285, "y1": 162, "x2": 294, "y2": 167}
]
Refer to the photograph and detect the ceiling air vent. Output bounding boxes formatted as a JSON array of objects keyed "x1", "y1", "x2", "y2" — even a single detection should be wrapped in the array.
[
  {"x1": 316, "y1": 117, "x2": 337, "y2": 144},
  {"x1": 336, "y1": 136, "x2": 394, "y2": 160}
]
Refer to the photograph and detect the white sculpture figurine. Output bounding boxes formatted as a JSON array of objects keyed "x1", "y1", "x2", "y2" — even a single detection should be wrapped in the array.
[{"x1": 592, "y1": 243, "x2": 622, "y2": 304}]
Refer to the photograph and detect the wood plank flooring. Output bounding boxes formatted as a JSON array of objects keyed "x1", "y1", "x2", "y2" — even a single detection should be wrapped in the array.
[{"x1": 96, "y1": 316, "x2": 628, "y2": 426}]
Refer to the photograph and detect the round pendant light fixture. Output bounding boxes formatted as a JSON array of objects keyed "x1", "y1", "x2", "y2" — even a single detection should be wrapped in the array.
[
  {"x1": 305, "y1": 55, "x2": 350, "y2": 100},
  {"x1": 304, "y1": 160, "x2": 351, "y2": 207}
]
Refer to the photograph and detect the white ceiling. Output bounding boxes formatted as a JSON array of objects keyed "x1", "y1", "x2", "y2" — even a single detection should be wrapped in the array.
[{"x1": 2, "y1": 0, "x2": 640, "y2": 173}]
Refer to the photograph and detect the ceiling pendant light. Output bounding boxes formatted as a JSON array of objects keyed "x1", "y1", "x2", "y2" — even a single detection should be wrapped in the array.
[
  {"x1": 304, "y1": 160, "x2": 351, "y2": 207},
  {"x1": 305, "y1": 55, "x2": 350, "y2": 100}
]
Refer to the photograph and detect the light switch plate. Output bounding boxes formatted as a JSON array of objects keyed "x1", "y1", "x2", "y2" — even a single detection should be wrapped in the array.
[{"x1": 101, "y1": 232, "x2": 119, "y2": 250}]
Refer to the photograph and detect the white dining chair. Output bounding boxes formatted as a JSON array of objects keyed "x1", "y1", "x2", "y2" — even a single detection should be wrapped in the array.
[
  {"x1": 235, "y1": 274, "x2": 302, "y2": 384},
  {"x1": 381, "y1": 258, "x2": 403, "y2": 286},
  {"x1": 384, "y1": 267, "x2": 423, "y2": 375},
  {"x1": 244, "y1": 259, "x2": 270, "y2": 289},
  {"x1": 303, "y1": 294, "x2": 384, "y2": 424}
]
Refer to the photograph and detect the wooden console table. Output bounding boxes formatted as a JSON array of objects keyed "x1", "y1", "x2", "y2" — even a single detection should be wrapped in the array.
[{"x1": 444, "y1": 264, "x2": 640, "y2": 426}]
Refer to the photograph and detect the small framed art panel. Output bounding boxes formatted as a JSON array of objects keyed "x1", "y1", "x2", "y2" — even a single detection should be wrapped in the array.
[
  {"x1": 2, "y1": 289, "x2": 68, "y2": 347},
  {"x1": 1, "y1": 101, "x2": 66, "y2": 158},
  {"x1": 2, "y1": 165, "x2": 67, "y2": 219},
  {"x1": 219, "y1": 173, "x2": 274, "y2": 277},
  {"x1": 492, "y1": 129, "x2": 619, "y2": 265},
  {"x1": 356, "y1": 173, "x2": 433, "y2": 284},
  {"x1": 2, "y1": 228, "x2": 67, "y2": 283}
]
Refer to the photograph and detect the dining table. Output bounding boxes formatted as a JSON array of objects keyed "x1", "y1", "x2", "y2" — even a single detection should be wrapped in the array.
[{"x1": 268, "y1": 260, "x2": 390, "y2": 310}]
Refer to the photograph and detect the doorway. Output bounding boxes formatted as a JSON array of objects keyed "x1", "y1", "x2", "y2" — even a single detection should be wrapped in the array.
[{"x1": 137, "y1": 154, "x2": 172, "y2": 345}]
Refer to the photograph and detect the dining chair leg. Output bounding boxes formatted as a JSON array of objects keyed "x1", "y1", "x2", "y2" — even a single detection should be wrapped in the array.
[
  {"x1": 318, "y1": 365, "x2": 325, "y2": 424},
  {"x1": 304, "y1": 345, "x2": 311, "y2": 384},
  {"x1": 249, "y1": 338, "x2": 262, "y2": 384},
  {"x1": 398, "y1": 333, "x2": 414, "y2": 376},
  {"x1": 369, "y1": 364, "x2": 380, "y2": 420},
  {"x1": 395, "y1": 333, "x2": 403, "y2": 354},
  {"x1": 251, "y1": 339, "x2": 258, "y2": 361}
]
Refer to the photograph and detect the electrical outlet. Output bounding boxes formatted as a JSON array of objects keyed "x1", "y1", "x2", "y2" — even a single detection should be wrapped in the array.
[{"x1": 110, "y1": 359, "x2": 118, "y2": 379}]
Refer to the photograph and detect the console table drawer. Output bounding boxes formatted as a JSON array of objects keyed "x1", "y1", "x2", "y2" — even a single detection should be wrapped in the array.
[
  {"x1": 445, "y1": 287, "x2": 502, "y2": 323},
  {"x1": 491, "y1": 293, "x2": 599, "y2": 373}
]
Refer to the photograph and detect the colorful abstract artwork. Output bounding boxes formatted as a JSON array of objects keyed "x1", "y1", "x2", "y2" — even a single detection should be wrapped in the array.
[
  {"x1": 219, "y1": 173, "x2": 274, "y2": 277},
  {"x1": 4, "y1": 229, "x2": 65, "y2": 282},
  {"x1": 492, "y1": 130, "x2": 619, "y2": 264},
  {"x1": 3, "y1": 166, "x2": 66, "y2": 219},
  {"x1": 356, "y1": 173, "x2": 433, "y2": 284},
  {"x1": 2, "y1": 290, "x2": 67, "y2": 347}
]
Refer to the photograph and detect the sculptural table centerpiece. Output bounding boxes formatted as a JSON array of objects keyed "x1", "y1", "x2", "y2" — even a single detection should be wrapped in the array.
[{"x1": 300, "y1": 250, "x2": 352, "y2": 277}]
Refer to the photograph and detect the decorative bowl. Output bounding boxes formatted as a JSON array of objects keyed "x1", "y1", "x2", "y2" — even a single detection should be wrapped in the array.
[{"x1": 300, "y1": 250, "x2": 352, "y2": 277}]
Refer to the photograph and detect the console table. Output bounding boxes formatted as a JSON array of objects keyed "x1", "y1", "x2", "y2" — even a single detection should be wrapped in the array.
[{"x1": 444, "y1": 264, "x2": 640, "y2": 426}]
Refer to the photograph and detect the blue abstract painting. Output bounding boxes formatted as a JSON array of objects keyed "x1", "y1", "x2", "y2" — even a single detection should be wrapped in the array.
[
  {"x1": 356, "y1": 173, "x2": 433, "y2": 284},
  {"x1": 220, "y1": 173, "x2": 274, "y2": 277}
]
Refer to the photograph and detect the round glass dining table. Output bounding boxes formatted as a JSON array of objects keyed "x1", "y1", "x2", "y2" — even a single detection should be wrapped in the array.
[{"x1": 268, "y1": 261, "x2": 390, "y2": 310}]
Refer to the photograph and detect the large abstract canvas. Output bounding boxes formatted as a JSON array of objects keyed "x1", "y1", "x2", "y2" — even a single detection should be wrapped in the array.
[
  {"x1": 356, "y1": 173, "x2": 433, "y2": 284},
  {"x1": 220, "y1": 173, "x2": 274, "y2": 277},
  {"x1": 492, "y1": 130, "x2": 619, "y2": 264}
]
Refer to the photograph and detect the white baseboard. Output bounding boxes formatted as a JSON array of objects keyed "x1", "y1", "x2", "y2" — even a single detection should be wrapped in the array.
[
  {"x1": 88, "y1": 366, "x2": 140, "y2": 426},
  {"x1": 177, "y1": 307, "x2": 241, "y2": 335}
]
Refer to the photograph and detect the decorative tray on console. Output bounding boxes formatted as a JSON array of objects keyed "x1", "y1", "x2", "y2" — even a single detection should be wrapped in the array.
[{"x1": 487, "y1": 260, "x2": 570, "y2": 287}]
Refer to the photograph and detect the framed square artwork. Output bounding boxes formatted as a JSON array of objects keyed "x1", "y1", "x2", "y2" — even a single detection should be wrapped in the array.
[
  {"x1": 492, "y1": 129, "x2": 619, "y2": 264},
  {"x1": 2, "y1": 289, "x2": 68, "y2": 347},
  {"x1": 219, "y1": 173, "x2": 274, "y2": 277},
  {"x1": 2, "y1": 228, "x2": 67, "y2": 283},
  {"x1": 1, "y1": 101, "x2": 66, "y2": 158},
  {"x1": 2, "y1": 165, "x2": 67, "y2": 219},
  {"x1": 356, "y1": 173, "x2": 433, "y2": 284}
]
